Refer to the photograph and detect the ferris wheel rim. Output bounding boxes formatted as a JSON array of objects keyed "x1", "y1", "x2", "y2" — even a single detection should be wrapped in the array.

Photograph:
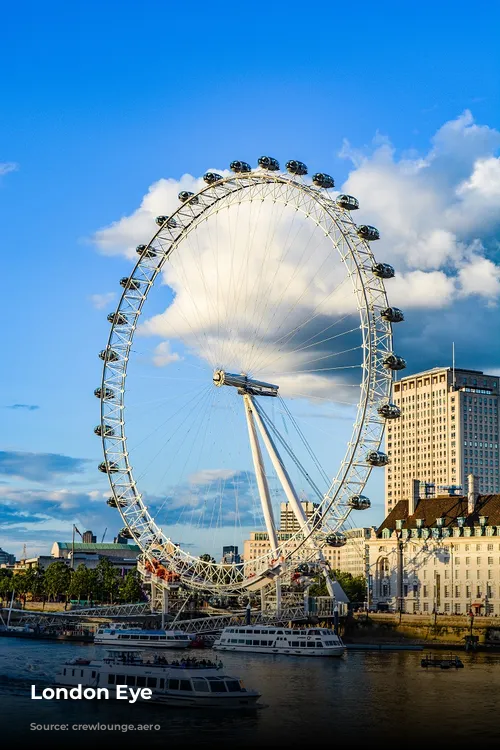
[{"x1": 97, "y1": 168, "x2": 395, "y2": 593}]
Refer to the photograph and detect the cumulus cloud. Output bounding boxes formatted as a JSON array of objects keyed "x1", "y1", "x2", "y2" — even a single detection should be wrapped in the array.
[
  {"x1": 146, "y1": 469, "x2": 263, "y2": 529},
  {"x1": 90, "y1": 292, "x2": 116, "y2": 309},
  {"x1": 92, "y1": 110, "x2": 500, "y2": 385},
  {"x1": 152, "y1": 341, "x2": 182, "y2": 367},
  {"x1": 0, "y1": 487, "x2": 117, "y2": 555},
  {"x1": 0, "y1": 451, "x2": 91, "y2": 482}
]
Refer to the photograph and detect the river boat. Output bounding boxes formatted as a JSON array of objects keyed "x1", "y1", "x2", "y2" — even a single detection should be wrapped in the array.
[
  {"x1": 94, "y1": 627, "x2": 192, "y2": 649},
  {"x1": 421, "y1": 653, "x2": 464, "y2": 669},
  {"x1": 55, "y1": 650, "x2": 261, "y2": 707},
  {"x1": 213, "y1": 625, "x2": 345, "y2": 656}
]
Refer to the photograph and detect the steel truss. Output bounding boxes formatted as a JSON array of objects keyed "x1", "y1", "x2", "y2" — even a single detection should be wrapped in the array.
[{"x1": 98, "y1": 168, "x2": 397, "y2": 594}]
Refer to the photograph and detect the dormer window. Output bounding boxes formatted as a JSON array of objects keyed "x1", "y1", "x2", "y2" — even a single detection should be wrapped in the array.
[
  {"x1": 436, "y1": 517, "x2": 445, "y2": 527},
  {"x1": 457, "y1": 516, "x2": 466, "y2": 527}
]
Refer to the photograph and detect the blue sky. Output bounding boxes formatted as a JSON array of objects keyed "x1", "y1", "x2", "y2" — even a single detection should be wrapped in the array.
[{"x1": 1, "y1": 0, "x2": 499, "y2": 559}]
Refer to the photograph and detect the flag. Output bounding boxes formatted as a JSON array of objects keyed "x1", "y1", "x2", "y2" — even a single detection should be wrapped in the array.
[{"x1": 74, "y1": 525, "x2": 83, "y2": 538}]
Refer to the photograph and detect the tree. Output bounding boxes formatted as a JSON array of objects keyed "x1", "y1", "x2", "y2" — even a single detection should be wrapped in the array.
[
  {"x1": 69, "y1": 565, "x2": 94, "y2": 603},
  {"x1": 23, "y1": 567, "x2": 46, "y2": 601},
  {"x1": 119, "y1": 570, "x2": 144, "y2": 603},
  {"x1": 0, "y1": 570, "x2": 15, "y2": 604},
  {"x1": 44, "y1": 561, "x2": 71, "y2": 602},
  {"x1": 307, "y1": 569, "x2": 367, "y2": 602},
  {"x1": 199, "y1": 554, "x2": 216, "y2": 563},
  {"x1": 95, "y1": 557, "x2": 120, "y2": 603}
]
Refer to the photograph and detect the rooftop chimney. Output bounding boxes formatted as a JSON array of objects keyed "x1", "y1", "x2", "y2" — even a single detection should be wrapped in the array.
[
  {"x1": 468, "y1": 474, "x2": 479, "y2": 515},
  {"x1": 408, "y1": 479, "x2": 419, "y2": 516}
]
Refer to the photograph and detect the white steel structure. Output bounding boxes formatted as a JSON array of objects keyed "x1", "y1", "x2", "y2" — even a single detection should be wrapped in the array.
[{"x1": 96, "y1": 157, "x2": 404, "y2": 596}]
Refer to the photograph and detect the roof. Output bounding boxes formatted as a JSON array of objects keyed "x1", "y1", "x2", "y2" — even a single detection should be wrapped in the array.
[
  {"x1": 56, "y1": 542, "x2": 140, "y2": 552},
  {"x1": 378, "y1": 494, "x2": 500, "y2": 535}
]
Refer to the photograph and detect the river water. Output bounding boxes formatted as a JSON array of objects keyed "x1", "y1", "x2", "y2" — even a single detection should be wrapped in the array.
[{"x1": 1, "y1": 638, "x2": 499, "y2": 747}]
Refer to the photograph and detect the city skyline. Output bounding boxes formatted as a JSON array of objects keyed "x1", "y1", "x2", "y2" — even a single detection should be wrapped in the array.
[{"x1": 1, "y1": 2, "x2": 500, "y2": 559}]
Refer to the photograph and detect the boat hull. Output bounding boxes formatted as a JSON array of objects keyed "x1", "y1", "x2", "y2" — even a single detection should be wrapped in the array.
[{"x1": 213, "y1": 644, "x2": 344, "y2": 657}]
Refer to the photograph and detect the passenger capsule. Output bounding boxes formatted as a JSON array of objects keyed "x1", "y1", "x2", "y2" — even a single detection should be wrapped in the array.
[
  {"x1": 94, "y1": 424, "x2": 115, "y2": 437},
  {"x1": 155, "y1": 216, "x2": 178, "y2": 229},
  {"x1": 366, "y1": 450, "x2": 390, "y2": 467},
  {"x1": 377, "y1": 402, "x2": 401, "y2": 419},
  {"x1": 230, "y1": 160, "x2": 252, "y2": 173},
  {"x1": 326, "y1": 533, "x2": 347, "y2": 547},
  {"x1": 357, "y1": 225, "x2": 380, "y2": 241},
  {"x1": 98, "y1": 348, "x2": 119, "y2": 362},
  {"x1": 107, "y1": 496, "x2": 126, "y2": 508},
  {"x1": 336, "y1": 194, "x2": 359, "y2": 210},
  {"x1": 285, "y1": 160, "x2": 308, "y2": 176},
  {"x1": 120, "y1": 277, "x2": 141, "y2": 291},
  {"x1": 98, "y1": 461, "x2": 119, "y2": 473},
  {"x1": 296, "y1": 563, "x2": 310, "y2": 574},
  {"x1": 380, "y1": 306, "x2": 404, "y2": 323},
  {"x1": 119, "y1": 527, "x2": 134, "y2": 539},
  {"x1": 372, "y1": 263, "x2": 395, "y2": 279},
  {"x1": 178, "y1": 191, "x2": 199, "y2": 204},
  {"x1": 94, "y1": 387, "x2": 115, "y2": 400},
  {"x1": 312, "y1": 173, "x2": 335, "y2": 189},
  {"x1": 203, "y1": 172, "x2": 223, "y2": 184},
  {"x1": 382, "y1": 353, "x2": 407, "y2": 371},
  {"x1": 258, "y1": 156, "x2": 280, "y2": 171},
  {"x1": 347, "y1": 494, "x2": 371, "y2": 511},
  {"x1": 107, "y1": 312, "x2": 127, "y2": 326},
  {"x1": 136, "y1": 244, "x2": 157, "y2": 259}
]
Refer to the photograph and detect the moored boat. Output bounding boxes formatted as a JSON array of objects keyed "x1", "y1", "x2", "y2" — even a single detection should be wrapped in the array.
[
  {"x1": 94, "y1": 627, "x2": 192, "y2": 649},
  {"x1": 213, "y1": 625, "x2": 345, "y2": 657},
  {"x1": 55, "y1": 650, "x2": 261, "y2": 707}
]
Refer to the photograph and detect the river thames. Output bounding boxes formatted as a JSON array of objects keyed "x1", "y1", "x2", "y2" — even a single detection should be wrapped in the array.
[{"x1": 1, "y1": 638, "x2": 499, "y2": 746}]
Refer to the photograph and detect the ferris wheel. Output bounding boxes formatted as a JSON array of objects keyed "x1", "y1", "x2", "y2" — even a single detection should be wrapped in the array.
[{"x1": 95, "y1": 156, "x2": 405, "y2": 596}]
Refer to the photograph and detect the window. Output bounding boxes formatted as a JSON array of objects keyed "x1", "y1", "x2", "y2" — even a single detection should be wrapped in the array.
[
  {"x1": 108, "y1": 674, "x2": 115, "y2": 685},
  {"x1": 136, "y1": 676, "x2": 146, "y2": 687},
  {"x1": 168, "y1": 679, "x2": 180, "y2": 690},
  {"x1": 126, "y1": 675, "x2": 135, "y2": 686},
  {"x1": 179, "y1": 680, "x2": 192, "y2": 691},
  {"x1": 192, "y1": 679, "x2": 210, "y2": 692},
  {"x1": 147, "y1": 677, "x2": 157, "y2": 688}
]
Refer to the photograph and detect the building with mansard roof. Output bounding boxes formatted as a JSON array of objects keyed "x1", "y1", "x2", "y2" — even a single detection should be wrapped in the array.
[{"x1": 368, "y1": 475, "x2": 500, "y2": 615}]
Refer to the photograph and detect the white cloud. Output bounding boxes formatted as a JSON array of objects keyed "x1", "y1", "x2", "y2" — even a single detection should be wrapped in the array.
[
  {"x1": 91, "y1": 111, "x2": 500, "y2": 391},
  {"x1": 90, "y1": 292, "x2": 116, "y2": 309},
  {"x1": 152, "y1": 341, "x2": 182, "y2": 367},
  {"x1": 0, "y1": 162, "x2": 18, "y2": 177}
]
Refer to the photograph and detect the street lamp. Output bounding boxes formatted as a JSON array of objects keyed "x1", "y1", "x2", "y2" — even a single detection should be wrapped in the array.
[{"x1": 395, "y1": 519, "x2": 405, "y2": 621}]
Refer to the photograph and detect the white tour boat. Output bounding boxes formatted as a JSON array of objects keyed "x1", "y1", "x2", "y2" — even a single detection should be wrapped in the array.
[
  {"x1": 213, "y1": 625, "x2": 345, "y2": 657},
  {"x1": 56, "y1": 650, "x2": 261, "y2": 708},
  {"x1": 94, "y1": 627, "x2": 193, "y2": 649}
]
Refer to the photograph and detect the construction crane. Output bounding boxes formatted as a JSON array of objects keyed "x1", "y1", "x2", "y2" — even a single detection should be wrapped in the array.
[{"x1": 101, "y1": 528, "x2": 107, "y2": 543}]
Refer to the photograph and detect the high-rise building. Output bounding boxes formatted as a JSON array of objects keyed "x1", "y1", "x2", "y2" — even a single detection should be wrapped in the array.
[
  {"x1": 222, "y1": 545, "x2": 240, "y2": 564},
  {"x1": 0, "y1": 547, "x2": 15, "y2": 566},
  {"x1": 280, "y1": 501, "x2": 320, "y2": 533},
  {"x1": 82, "y1": 530, "x2": 97, "y2": 544},
  {"x1": 386, "y1": 367, "x2": 500, "y2": 515}
]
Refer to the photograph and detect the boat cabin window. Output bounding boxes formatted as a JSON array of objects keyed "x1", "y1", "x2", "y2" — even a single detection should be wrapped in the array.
[
  {"x1": 179, "y1": 680, "x2": 192, "y2": 691},
  {"x1": 126, "y1": 675, "x2": 135, "y2": 686},
  {"x1": 108, "y1": 674, "x2": 115, "y2": 685},
  {"x1": 192, "y1": 679, "x2": 210, "y2": 692},
  {"x1": 226, "y1": 681, "x2": 241, "y2": 692},
  {"x1": 147, "y1": 678, "x2": 157, "y2": 688},
  {"x1": 136, "y1": 676, "x2": 146, "y2": 687},
  {"x1": 92, "y1": 671, "x2": 96, "y2": 678},
  {"x1": 208, "y1": 679, "x2": 227, "y2": 693},
  {"x1": 168, "y1": 679, "x2": 179, "y2": 690},
  {"x1": 116, "y1": 675, "x2": 127, "y2": 684},
  {"x1": 159, "y1": 678, "x2": 165, "y2": 689}
]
